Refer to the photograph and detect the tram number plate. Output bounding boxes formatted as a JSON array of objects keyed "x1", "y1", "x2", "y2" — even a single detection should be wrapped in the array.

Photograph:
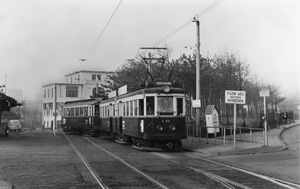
[{"x1": 162, "y1": 120, "x2": 170, "y2": 123}]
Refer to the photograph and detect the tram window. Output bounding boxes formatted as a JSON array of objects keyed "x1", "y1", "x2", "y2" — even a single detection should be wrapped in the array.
[
  {"x1": 113, "y1": 104, "x2": 115, "y2": 116},
  {"x1": 177, "y1": 98, "x2": 183, "y2": 115},
  {"x1": 116, "y1": 104, "x2": 119, "y2": 116},
  {"x1": 80, "y1": 107, "x2": 83, "y2": 116},
  {"x1": 138, "y1": 99, "x2": 144, "y2": 115},
  {"x1": 119, "y1": 103, "x2": 122, "y2": 116},
  {"x1": 95, "y1": 105, "x2": 100, "y2": 116},
  {"x1": 75, "y1": 107, "x2": 79, "y2": 116},
  {"x1": 130, "y1": 101, "x2": 133, "y2": 116},
  {"x1": 84, "y1": 107, "x2": 88, "y2": 116},
  {"x1": 157, "y1": 97, "x2": 173, "y2": 115},
  {"x1": 134, "y1": 100, "x2": 137, "y2": 116},
  {"x1": 63, "y1": 108, "x2": 68, "y2": 116},
  {"x1": 123, "y1": 102, "x2": 126, "y2": 116},
  {"x1": 146, "y1": 97, "x2": 154, "y2": 115},
  {"x1": 126, "y1": 102, "x2": 129, "y2": 116},
  {"x1": 70, "y1": 108, "x2": 75, "y2": 116}
]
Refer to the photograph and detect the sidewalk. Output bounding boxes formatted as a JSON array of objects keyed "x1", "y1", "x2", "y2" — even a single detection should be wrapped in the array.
[{"x1": 182, "y1": 121, "x2": 300, "y2": 157}]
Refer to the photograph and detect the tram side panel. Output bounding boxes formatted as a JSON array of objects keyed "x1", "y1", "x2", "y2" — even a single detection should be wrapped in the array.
[
  {"x1": 91, "y1": 116, "x2": 102, "y2": 136},
  {"x1": 99, "y1": 117, "x2": 112, "y2": 137},
  {"x1": 122, "y1": 116, "x2": 186, "y2": 140},
  {"x1": 63, "y1": 116, "x2": 92, "y2": 134},
  {"x1": 112, "y1": 117, "x2": 122, "y2": 136},
  {"x1": 122, "y1": 117, "x2": 140, "y2": 138}
]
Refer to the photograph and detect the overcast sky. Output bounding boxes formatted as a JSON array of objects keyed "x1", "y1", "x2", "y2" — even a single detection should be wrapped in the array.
[{"x1": 0, "y1": 0, "x2": 299, "y2": 101}]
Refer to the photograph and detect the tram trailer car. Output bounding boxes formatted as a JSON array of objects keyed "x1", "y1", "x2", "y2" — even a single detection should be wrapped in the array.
[
  {"x1": 62, "y1": 99, "x2": 102, "y2": 135},
  {"x1": 99, "y1": 82, "x2": 187, "y2": 151}
]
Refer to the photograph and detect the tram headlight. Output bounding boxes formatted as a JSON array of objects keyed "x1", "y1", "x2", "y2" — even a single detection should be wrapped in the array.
[
  {"x1": 169, "y1": 125, "x2": 176, "y2": 131},
  {"x1": 157, "y1": 125, "x2": 163, "y2": 131},
  {"x1": 163, "y1": 86, "x2": 170, "y2": 93}
]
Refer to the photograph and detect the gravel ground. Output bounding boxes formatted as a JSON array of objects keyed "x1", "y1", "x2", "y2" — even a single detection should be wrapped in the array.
[{"x1": 0, "y1": 130, "x2": 99, "y2": 189}]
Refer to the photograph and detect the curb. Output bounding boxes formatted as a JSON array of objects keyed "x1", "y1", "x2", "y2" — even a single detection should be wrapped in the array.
[{"x1": 279, "y1": 124, "x2": 299, "y2": 150}]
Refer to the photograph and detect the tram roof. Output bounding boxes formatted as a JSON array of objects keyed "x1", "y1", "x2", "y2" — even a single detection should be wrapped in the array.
[
  {"x1": 64, "y1": 98, "x2": 102, "y2": 107},
  {"x1": 101, "y1": 86, "x2": 185, "y2": 103}
]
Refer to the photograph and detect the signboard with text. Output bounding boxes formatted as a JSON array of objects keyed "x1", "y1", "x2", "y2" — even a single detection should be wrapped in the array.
[
  {"x1": 259, "y1": 90, "x2": 269, "y2": 97},
  {"x1": 225, "y1": 90, "x2": 246, "y2": 104}
]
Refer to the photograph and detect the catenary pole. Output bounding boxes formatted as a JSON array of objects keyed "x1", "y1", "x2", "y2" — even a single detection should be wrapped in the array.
[
  {"x1": 54, "y1": 83, "x2": 57, "y2": 131},
  {"x1": 194, "y1": 16, "x2": 201, "y2": 135}
]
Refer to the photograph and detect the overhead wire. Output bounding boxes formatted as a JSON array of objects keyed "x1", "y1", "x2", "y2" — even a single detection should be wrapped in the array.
[
  {"x1": 153, "y1": 0, "x2": 223, "y2": 47},
  {"x1": 84, "y1": 0, "x2": 123, "y2": 59}
]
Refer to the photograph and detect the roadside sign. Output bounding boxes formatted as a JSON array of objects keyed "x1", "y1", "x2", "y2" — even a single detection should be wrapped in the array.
[
  {"x1": 225, "y1": 90, "x2": 246, "y2": 104},
  {"x1": 192, "y1": 100, "x2": 201, "y2": 108},
  {"x1": 260, "y1": 90, "x2": 269, "y2": 97},
  {"x1": 225, "y1": 90, "x2": 246, "y2": 149}
]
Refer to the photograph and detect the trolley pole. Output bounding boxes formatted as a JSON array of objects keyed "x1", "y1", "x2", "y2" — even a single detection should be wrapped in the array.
[{"x1": 193, "y1": 16, "x2": 201, "y2": 135}]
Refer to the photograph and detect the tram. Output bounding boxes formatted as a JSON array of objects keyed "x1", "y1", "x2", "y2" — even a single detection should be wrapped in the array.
[
  {"x1": 99, "y1": 81, "x2": 186, "y2": 151},
  {"x1": 61, "y1": 98, "x2": 101, "y2": 136}
]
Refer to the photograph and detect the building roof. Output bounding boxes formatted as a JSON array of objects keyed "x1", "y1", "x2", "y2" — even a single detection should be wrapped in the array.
[
  {"x1": 0, "y1": 93, "x2": 23, "y2": 109},
  {"x1": 64, "y1": 70, "x2": 115, "y2": 77},
  {"x1": 63, "y1": 98, "x2": 102, "y2": 107},
  {"x1": 42, "y1": 83, "x2": 83, "y2": 88}
]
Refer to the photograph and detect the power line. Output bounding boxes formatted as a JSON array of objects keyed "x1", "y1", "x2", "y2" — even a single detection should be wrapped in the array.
[
  {"x1": 84, "y1": 0, "x2": 123, "y2": 59},
  {"x1": 153, "y1": 0, "x2": 223, "y2": 47}
]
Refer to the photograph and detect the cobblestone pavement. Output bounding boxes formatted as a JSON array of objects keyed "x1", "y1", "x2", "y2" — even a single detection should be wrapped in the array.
[{"x1": 0, "y1": 130, "x2": 99, "y2": 189}]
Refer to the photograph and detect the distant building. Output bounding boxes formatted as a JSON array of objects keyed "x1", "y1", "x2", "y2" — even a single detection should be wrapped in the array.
[{"x1": 42, "y1": 70, "x2": 114, "y2": 130}]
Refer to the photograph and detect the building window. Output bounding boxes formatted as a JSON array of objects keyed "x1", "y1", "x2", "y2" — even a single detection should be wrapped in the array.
[
  {"x1": 92, "y1": 74, "x2": 101, "y2": 81},
  {"x1": 66, "y1": 86, "x2": 78, "y2": 97}
]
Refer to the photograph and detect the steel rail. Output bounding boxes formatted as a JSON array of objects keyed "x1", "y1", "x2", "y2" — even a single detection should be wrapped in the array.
[
  {"x1": 188, "y1": 154, "x2": 300, "y2": 189},
  {"x1": 152, "y1": 152, "x2": 248, "y2": 189},
  {"x1": 86, "y1": 139, "x2": 170, "y2": 189},
  {"x1": 64, "y1": 134, "x2": 108, "y2": 189}
]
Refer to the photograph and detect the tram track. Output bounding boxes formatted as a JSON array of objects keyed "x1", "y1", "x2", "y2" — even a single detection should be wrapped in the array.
[
  {"x1": 148, "y1": 151, "x2": 300, "y2": 189},
  {"x1": 187, "y1": 154, "x2": 300, "y2": 189},
  {"x1": 152, "y1": 152, "x2": 248, "y2": 189},
  {"x1": 64, "y1": 134, "x2": 108, "y2": 189},
  {"x1": 65, "y1": 133, "x2": 300, "y2": 189},
  {"x1": 64, "y1": 133, "x2": 168, "y2": 189},
  {"x1": 66, "y1": 134, "x2": 240, "y2": 188}
]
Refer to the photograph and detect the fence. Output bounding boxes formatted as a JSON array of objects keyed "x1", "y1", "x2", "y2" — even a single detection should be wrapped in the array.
[{"x1": 186, "y1": 124, "x2": 265, "y2": 146}]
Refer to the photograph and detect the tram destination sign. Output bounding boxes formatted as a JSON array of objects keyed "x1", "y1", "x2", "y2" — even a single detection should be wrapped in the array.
[
  {"x1": 155, "y1": 81, "x2": 172, "y2": 86},
  {"x1": 225, "y1": 90, "x2": 246, "y2": 104}
]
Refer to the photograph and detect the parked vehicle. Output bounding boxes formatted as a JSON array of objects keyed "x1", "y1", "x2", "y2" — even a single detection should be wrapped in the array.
[{"x1": 8, "y1": 120, "x2": 22, "y2": 132}]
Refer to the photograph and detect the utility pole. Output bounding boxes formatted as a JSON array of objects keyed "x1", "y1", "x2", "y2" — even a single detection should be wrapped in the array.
[
  {"x1": 193, "y1": 16, "x2": 201, "y2": 135},
  {"x1": 54, "y1": 83, "x2": 57, "y2": 131},
  {"x1": 5, "y1": 75, "x2": 6, "y2": 95}
]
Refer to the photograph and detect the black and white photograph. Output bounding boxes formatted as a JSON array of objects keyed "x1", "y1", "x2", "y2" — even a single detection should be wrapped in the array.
[{"x1": 0, "y1": 0, "x2": 299, "y2": 188}]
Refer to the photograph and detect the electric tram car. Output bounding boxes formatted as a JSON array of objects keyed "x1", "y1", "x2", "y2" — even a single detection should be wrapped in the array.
[
  {"x1": 61, "y1": 98, "x2": 101, "y2": 135},
  {"x1": 61, "y1": 81, "x2": 187, "y2": 151},
  {"x1": 99, "y1": 81, "x2": 186, "y2": 151}
]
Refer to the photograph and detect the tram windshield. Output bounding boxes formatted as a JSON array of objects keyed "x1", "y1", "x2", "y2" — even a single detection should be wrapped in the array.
[{"x1": 157, "y1": 96, "x2": 174, "y2": 115}]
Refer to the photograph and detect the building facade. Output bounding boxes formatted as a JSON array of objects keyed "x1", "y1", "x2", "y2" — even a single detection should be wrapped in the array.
[{"x1": 42, "y1": 70, "x2": 114, "y2": 130}]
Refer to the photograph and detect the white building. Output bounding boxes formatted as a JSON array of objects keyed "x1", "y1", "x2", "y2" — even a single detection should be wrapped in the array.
[{"x1": 42, "y1": 70, "x2": 114, "y2": 130}]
